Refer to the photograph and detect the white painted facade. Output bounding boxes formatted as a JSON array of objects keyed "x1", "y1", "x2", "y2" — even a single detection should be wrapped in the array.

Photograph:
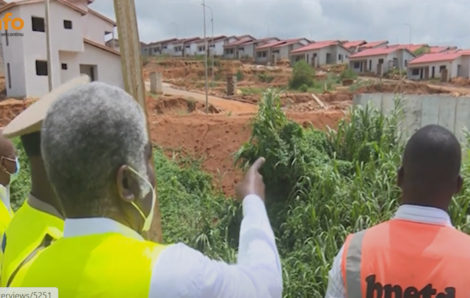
[
  {"x1": 407, "y1": 56, "x2": 470, "y2": 81},
  {"x1": 350, "y1": 49, "x2": 414, "y2": 76},
  {"x1": 196, "y1": 38, "x2": 226, "y2": 56},
  {"x1": 290, "y1": 45, "x2": 351, "y2": 67},
  {"x1": 256, "y1": 39, "x2": 310, "y2": 65},
  {"x1": 0, "y1": 1, "x2": 123, "y2": 97}
]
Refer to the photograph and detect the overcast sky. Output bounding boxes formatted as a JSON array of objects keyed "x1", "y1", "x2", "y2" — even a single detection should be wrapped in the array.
[{"x1": 90, "y1": 0, "x2": 469, "y2": 48}]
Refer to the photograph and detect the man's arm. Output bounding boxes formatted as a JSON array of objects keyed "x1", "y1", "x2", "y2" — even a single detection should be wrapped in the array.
[
  {"x1": 149, "y1": 158, "x2": 282, "y2": 298},
  {"x1": 325, "y1": 245, "x2": 346, "y2": 298}
]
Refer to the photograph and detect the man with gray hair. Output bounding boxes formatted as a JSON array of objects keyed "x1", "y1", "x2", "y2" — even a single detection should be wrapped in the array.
[{"x1": 12, "y1": 82, "x2": 282, "y2": 298}]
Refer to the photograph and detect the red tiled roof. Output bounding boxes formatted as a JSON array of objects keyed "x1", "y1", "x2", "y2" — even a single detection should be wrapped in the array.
[
  {"x1": 224, "y1": 36, "x2": 255, "y2": 47},
  {"x1": 350, "y1": 46, "x2": 405, "y2": 59},
  {"x1": 290, "y1": 40, "x2": 339, "y2": 54},
  {"x1": 409, "y1": 50, "x2": 463, "y2": 65},
  {"x1": 388, "y1": 44, "x2": 426, "y2": 52},
  {"x1": 273, "y1": 38, "x2": 309, "y2": 49},
  {"x1": 342, "y1": 40, "x2": 366, "y2": 49},
  {"x1": 359, "y1": 40, "x2": 388, "y2": 49},
  {"x1": 428, "y1": 46, "x2": 457, "y2": 54},
  {"x1": 256, "y1": 38, "x2": 309, "y2": 51},
  {"x1": 146, "y1": 38, "x2": 178, "y2": 46}
]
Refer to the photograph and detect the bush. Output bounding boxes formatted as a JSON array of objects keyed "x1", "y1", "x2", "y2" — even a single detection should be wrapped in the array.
[
  {"x1": 289, "y1": 60, "x2": 315, "y2": 90},
  {"x1": 299, "y1": 84, "x2": 309, "y2": 92},
  {"x1": 236, "y1": 70, "x2": 244, "y2": 81},
  {"x1": 339, "y1": 67, "x2": 357, "y2": 80},
  {"x1": 258, "y1": 72, "x2": 274, "y2": 83}
]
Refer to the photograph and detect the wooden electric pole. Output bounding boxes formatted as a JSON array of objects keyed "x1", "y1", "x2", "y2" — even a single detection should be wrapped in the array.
[{"x1": 113, "y1": 0, "x2": 163, "y2": 242}]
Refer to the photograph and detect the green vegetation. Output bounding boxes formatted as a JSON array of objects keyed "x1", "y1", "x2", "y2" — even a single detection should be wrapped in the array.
[
  {"x1": 236, "y1": 69, "x2": 244, "y2": 81},
  {"x1": 9, "y1": 91, "x2": 470, "y2": 297},
  {"x1": 258, "y1": 72, "x2": 275, "y2": 83},
  {"x1": 413, "y1": 46, "x2": 430, "y2": 57},
  {"x1": 339, "y1": 67, "x2": 358, "y2": 80},
  {"x1": 289, "y1": 60, "x2": 315, "y2": 90},
  {"x1": 240, "y1": 86, "x2": 265, "y2": 96}
]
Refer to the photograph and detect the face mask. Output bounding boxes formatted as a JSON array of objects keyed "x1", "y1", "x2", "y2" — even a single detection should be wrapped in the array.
[
  {"x1": 10, "y1": 158, "x2": 20, "y2": 183},
  {"x1": 127, "y1": 166, "x2": 156, "y2": 233}
]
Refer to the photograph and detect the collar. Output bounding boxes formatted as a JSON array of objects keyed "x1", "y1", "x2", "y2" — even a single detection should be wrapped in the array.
[
  {"x1": 28, "y1": 194, "x2": 63, "y2": 219},
  {"x1": 63, "y1": 217, "x2": 144, "y2": 241},
  {"x1": 394, "y1": 204, "x2": 453, "y2": 227}
]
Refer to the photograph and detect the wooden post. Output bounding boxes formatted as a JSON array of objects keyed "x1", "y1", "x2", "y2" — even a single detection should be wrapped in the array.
[{"x1": 113, "y1": 0, "x2": 163, "y2": 242}]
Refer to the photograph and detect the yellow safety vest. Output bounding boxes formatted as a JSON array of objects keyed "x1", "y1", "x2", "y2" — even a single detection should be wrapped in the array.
[
  {"x1": 12, "y1": 233, "x2": 166, "y2": 297},
  {"x1": 0, "y1": 185, "x2": 13, "y2": 236},
  {"x1": 1, "y1": 201, "x2": 63, "y2": 286}
]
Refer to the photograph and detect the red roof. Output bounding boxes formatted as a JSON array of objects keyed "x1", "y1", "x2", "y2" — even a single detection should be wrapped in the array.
[
  {"x1": 359, "y1": 40, "x2": 388, "y2": 50},
  {"x1": 350, "y1": 46, "x2": 406, "y2": 59},
  {"x1": 290, "y1": 40, "x2": 339, "y2": 54},
  {"x1": 409, "y1": 50, "x2": 463, "y2": 65},
  {"x1": 224, "y1": 36, "x2": 256, "y2": 47},
  {"x1": 256, "y1": 38, "x2": 305, "y2": 50},
  {"x1": 428, "y1": 46, "x2": 457, "y2": 54},
  {"x1": 342, "y1": 40, "x2": 366, "y2": 49},
  {"x1": 388, "y1": 44, "x2": 426, "y2": 52}
]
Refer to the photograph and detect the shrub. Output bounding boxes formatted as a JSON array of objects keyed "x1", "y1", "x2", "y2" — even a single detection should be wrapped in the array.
[
  {"x1": 236, "y1": 70, "x2": 244, "y2": 81},
  {"x1": 289, "y1": 60, "x2": 315, "y2": 90},
  {"x1": 258, "y1": 72, "x2": 274, "y2": 83},
  {"x1": 299, "y1": 84, "x2": 309, "y2": 92},
  {"x1": 339, "y1": 67, "x2": 357, "y2": 80}
]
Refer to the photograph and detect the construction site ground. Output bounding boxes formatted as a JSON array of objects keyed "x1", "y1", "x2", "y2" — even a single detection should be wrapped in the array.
[{"x1": 2, "y1": 57, "x2": 470, "y2": 195}]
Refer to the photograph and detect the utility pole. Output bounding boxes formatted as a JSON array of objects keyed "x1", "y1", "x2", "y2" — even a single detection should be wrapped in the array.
[
  {"x1": 205, "y1": 5, "x2": 214, "y2": 81},
  {"x1": 45, "y1": 0, "x2": 52, "y2": 91},
  {"x1": 202, "y1": 0, "x2": 209, "y2": 113},
  {"x1": 113, "y1": 0, "x2": 163, "y2": 242}
]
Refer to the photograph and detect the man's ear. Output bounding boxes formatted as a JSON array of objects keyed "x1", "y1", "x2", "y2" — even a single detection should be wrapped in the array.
[
  {"x1": 397, "y1": 166, "x2": 404, "y2": 188},
  {"x1": 456, "y1": 175, "x2": 463, "y2": 194},
  {"x1": 116, "y1": 165, "x2": 139, "y2": 202}
]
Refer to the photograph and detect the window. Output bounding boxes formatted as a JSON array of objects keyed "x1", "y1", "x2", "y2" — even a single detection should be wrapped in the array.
[
  {"x1": 405, "y1": 60, "x2": 408, "y2": 67},
  {"x1": 185, "y1": 45, "x2": 190, "y2": 48},
  {"x1": 354, "y1": 62, "x2": 360, "y2": 68},
  {"x1": 412, "y1": 69, "x2": 419, "y2": 75},
  {"x1": 32, "y1": 17, "x2": 45, "y2": 32},
  {"x1": 63, "y1": 20, "x2": 72, "y2": 29},
  {"x1": 338, "y1": 54, "x2": 343, "y2": 60},
  {"x1": 378, "y1": 58, "x2": 384, "y2": 64},
  {"x1": 7, "y1": 63, "x2": 11, "y2": 89},
  {"x1": 61, "y1": 63, "x2": 68, "y2": 70},
  {"x1": 369, "y1": 60, "x2": 372, "y2": 70},
  {"x1": 440, "y1": 65, "x2": 446, "y2": 71},
  {"x1": 35, "y1": 60, "x2": 48, "y2": 76},
  {"x1": 5, "y1": 30, "x2": 8, "y2": 46}
]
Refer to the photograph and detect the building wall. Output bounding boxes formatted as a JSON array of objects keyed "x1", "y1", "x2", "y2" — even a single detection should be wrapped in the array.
[
  {"x1": 407, "y1": 59, "x2": 462, "y2": 81},
  {"x1": 223, "y1": 47, "x2": 236, "y2": 59},
  {"x1": 59, "y1": 43, "x2": 123, "y2": 87},
  {"x1": 82, "y1": 13, "x2": 114, "y2": 45},
  {"x1": 351, "y1": 50, "x2": 414, "y2": 76},
  {"x1": 290, "y1": 45, "x2": 350, "y2": 67},
  {"x1": 1, "y1": 6, "x2": 26, "y2": 97}
]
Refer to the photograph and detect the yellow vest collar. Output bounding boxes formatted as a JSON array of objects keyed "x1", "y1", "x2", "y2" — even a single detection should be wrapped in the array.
[{"x1": 63, "y1": 217, "x2": 144, "y2": 240}]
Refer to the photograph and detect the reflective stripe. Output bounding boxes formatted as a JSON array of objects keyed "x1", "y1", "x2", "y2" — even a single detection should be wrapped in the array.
[{"x1": 346, "y1": 230, "x2": 365, "y2": 297}]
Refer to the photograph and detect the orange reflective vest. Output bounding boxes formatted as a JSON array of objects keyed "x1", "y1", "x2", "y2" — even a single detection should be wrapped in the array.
[{"x1": 341, "y1": 219, "x2": 470, "y2": 298}]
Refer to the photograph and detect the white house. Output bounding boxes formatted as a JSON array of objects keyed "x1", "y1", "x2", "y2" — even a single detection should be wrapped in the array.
[
  {"x1": 223, "y1": 35, "x2": 257, "y2": 59},
  {"x1": 196, "y1": 35, "x2": 227, "y2": 57},
  {"x1": 407, "y1": 50, "x2": 470, "y2": 81},
  {"x1": 0, "y1": 0, "x2": 123, "y2": 97},
  {"x1": 255, "y1": 38, "x2": 310, "y2": 65},
  {"x1": 289, "y1": 40, "x2": 351, "y2": 67},
  {"x1": 349, "y1": 46, "x2": 414, "y2": 76},
  {"x1": 142, "y1": 38, "x2": 178, "y2": 56}
]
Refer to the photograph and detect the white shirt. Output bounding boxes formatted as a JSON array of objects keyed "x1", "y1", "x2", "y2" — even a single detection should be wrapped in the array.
[
  {"x1": 325, "y1": 204, "x2": 453, "y2": 298},
  {"x1": 63, "y1": 195, "x2": 282, "y2": 298}
]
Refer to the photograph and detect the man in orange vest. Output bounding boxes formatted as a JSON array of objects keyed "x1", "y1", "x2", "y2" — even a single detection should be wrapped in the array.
[{"x1": 326, "y1": 124, "x2": 470, "y2": 298}]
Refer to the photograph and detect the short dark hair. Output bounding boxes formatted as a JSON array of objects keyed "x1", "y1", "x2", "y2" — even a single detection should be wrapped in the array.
[
  {"x1": 403, "y1": 125, "x2": 461, "y2": 192},
  {"x1": 20, "y1": 132, "x2": 41, "y2": 157}
]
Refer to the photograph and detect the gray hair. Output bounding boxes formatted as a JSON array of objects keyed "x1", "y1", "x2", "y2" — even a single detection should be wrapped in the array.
[{"x1": 41, "y1": 82, "x2": 149, "y2": 215}]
